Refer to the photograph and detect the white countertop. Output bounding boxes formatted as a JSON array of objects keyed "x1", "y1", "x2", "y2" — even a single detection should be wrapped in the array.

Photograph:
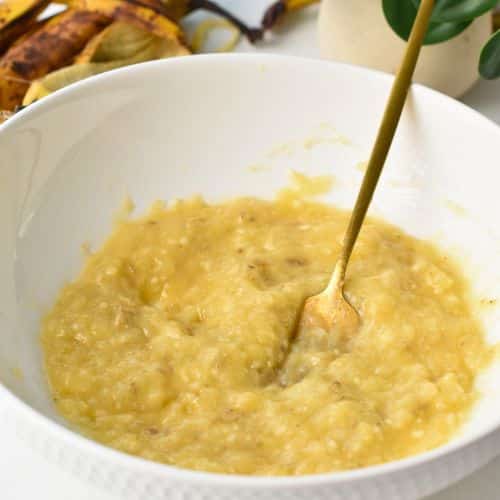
[{"x1": 2, "y1": 1, "x2": 500, "y2": 499}]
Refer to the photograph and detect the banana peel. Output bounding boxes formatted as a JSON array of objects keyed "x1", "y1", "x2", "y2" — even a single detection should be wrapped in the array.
[
  {"x1": 1, "y1": 0, "x2": 190, "y2": 111},
  {"x1": 0, "y1": 0, "x2": 50, "y2": 54},
  {"x1": 0, "y1": 0, "x2": 47, "y2": 26},
  {"x1": 0, "y1": 9, "x2": 110, "y2": 110},
  {"x1": 9, "y1": 13, "x2": 53, "y2": 48},
  {"x1": 62, "y1": 0, "x2": 262, "y2": 42},
  {"x1": 285, "y1": 0, "x2": 320, "y2": 9},
  {"x1": 0, "y1": 109, "x2": 14, "y2": 123},
  {"x1": 62, "y1": 0, "x2": 189, "y2": 20},
  {"x1": 23, "y1": 21, "x2": 189, "y2": 104},
  {"x1": 75, "y1": 19, "x2": 169, "y2": 63},
  {"x1": 78, "y1": 19, "x2": 189, "y2": 62},
  {"x1": 60, "y1": 0, "x2": 185, "y2": 44},
  {"x1": 191, "y1": 18, "x2": 240, "y2": 53},
  {"x1": 125, "y1": 0, "x2": 190, "y2": 20},
  {"x1": 0, "y1": 0, "x2": 263, "y2": 113},
  {"x1": 262, "y1": 0, "x2": 319, "y2": 30},
  {"x1": 188, "y1": 0, "x2": 261, "y2": 43}
]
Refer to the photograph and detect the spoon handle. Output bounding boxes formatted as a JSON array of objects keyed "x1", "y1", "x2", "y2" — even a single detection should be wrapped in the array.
[{"x1": 332, "y1": 0, "x2": 435, "y2": 286}]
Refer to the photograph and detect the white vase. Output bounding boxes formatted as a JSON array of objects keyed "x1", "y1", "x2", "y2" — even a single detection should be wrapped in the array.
[{"x1": 318, "y1": 0, "x2": 492, "y2": 98}]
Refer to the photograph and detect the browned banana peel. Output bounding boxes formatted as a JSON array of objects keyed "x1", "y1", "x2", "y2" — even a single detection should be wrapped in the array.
[
  {"x1": 0, "y1": 0, "x2": 262, "y2": 115},
  {"x1": 61, "y1": 0, "x2": 184, "y2": 43},
  {"x1": 124, "y1": 0, "x2": 190, "y2": 20},
  {"x1": 63, "y1": 0, "x2": 262, "y2": 42},
  {"x1": 0, "y1": 9, "x2": 110, "y2": 110},
  {"x1": 0, "y1": 109, "x2": 14, "y2": 123},
  {"x1": 23, "y1": 21, "x2": 189, "y2": 105},
  {"x1": 262, "y1": 0, "x2": 319, "y2": 31},
  {"x1": 9, "y1": 15, "x2": 54, "y2": 49},
  {"x1": 0, "y1": 0, "x2": 50, "y2": 54},
  {"x1": 63, "y1": 0, "x2": 189, "y2": 21}
]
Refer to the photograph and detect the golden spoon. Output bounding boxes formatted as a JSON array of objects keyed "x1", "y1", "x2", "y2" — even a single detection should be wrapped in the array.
[{"x1": 298, "y1": 0, "x2": 435, "y2": 343}]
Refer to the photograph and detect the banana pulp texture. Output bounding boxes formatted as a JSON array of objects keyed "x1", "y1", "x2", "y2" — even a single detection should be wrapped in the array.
[{"x1": 42, "y1": 191, "x2": 492, "y2": 475}]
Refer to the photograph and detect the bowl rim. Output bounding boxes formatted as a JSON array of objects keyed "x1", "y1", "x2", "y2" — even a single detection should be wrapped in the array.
[{"x1": 1, "y1": 52, "x2": 500, "y2": 487}]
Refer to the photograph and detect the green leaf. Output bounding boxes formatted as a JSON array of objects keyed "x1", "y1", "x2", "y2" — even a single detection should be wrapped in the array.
[
  {"x1": 479, "y1": 29, "x2": 500, "y2": 79},
  {"x1": 424, "y1": 18, "x2": 473, "y2": 43},
  {"x1": 383, "y1": 0, "x2": 416, "y2": 42},
  {"x1": 410, "y1": 0, "x2": 498, "y2": 23},
  {"x1": 383, "y1": 0, "x2": 473, "y2": 45}
]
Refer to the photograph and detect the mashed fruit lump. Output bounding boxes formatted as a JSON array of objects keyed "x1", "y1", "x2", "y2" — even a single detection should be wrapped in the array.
[{"x1": 41, "y1": 193, "x2": 491, "y2": 475}]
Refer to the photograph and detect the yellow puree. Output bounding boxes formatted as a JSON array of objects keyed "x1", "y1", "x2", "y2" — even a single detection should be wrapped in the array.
[{"x1": 42, "y1": 192, "x2": 491, "y2": 475}]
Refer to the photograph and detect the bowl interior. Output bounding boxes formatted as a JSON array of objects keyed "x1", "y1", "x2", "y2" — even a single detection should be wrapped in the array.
[{"x1": 1, "y1": 54, "x2": 500, "y2": 451}]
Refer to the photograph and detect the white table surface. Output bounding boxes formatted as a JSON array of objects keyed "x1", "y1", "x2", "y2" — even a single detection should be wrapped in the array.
[{"x1": 3, "y1": 2, "x2": 500, "y2": 499}]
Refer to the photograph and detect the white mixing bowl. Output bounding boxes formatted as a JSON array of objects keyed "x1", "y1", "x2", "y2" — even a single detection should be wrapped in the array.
[{"x1": 1, "y1": 54, "x2": 500, "y2": 500}]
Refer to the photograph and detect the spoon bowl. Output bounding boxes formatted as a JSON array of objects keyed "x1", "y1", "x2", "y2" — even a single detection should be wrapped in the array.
[{"x1": 299, "y1": 280, "x2": 360, "y2": 346}]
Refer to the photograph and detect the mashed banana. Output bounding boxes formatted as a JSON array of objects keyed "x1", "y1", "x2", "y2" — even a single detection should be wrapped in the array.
[{"x1": 42, "y1": 193, "x2": 491, "y2": 475}]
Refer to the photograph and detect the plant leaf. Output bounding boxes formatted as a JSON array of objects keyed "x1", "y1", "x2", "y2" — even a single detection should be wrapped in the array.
[
  {"x1": 383, "y1": 0, "x2": 473, "y2": 45},
  {"x1": 479, "y1": 29, "x2": 500, "y2": 79},
  {"x1": 382, "y1": 0, "x2": 416, "y2": 42},
  {"x1": 425, "y1": 18, "x2": 472, "y2": 43},
  {"x1": 410, "y1": 0, "x2": 498, "y2": 23}
]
